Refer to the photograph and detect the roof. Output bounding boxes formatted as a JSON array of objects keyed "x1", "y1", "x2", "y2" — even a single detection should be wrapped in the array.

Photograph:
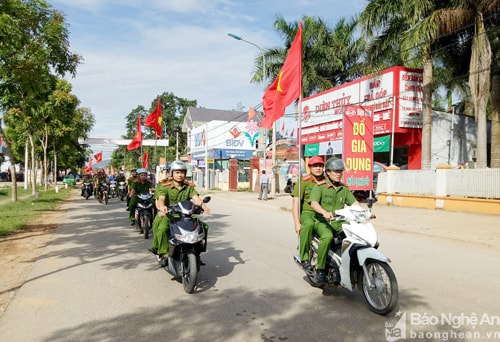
[{"x1": 182, "y1": 107, "x2": 250, "y2": 132}]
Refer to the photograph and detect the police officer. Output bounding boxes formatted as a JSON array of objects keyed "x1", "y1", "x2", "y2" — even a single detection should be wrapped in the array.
[{"x1": 128, "y1": 168, "x2": 154, "y2": 227}]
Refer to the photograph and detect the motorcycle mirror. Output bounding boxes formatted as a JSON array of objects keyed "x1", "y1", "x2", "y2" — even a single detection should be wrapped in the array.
[{"x1": 203, "y1": 196, "x2": 211, "y2": 204}]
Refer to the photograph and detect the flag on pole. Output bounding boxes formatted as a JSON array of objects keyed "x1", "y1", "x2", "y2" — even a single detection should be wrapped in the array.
[
  {"x1": 144, "y1": 97, "x2": 162, "y2": 138},
  {"x1": 281, "y1": 120, "x2": 285, "y2": 133},
  {"x1": 142, "y1": 150, "x2": 149, "y2": 169},
  {"x1": 94, "y1": 151, "x2": 103, "y2": 163},
  {"x1": 260, "y1": 22, "x2": 302, "y2": 129},
  {"x1": 248, "y1": 106, "x2": 257, "y2": 121},
  {"x1": 290, "y1": 128, "x2": 295, "y2": 137},
  {"x1": 127, "y1": 116, "x2": 143, "y2": 150},
  {"x1": 83, "y1": 158, "x2": 93, "y2": 173}
]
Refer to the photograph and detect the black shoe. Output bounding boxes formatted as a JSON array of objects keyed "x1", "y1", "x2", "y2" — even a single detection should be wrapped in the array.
[
  {"x1": 316, "y1": 269, "x2": 327, "y2": 284},
  {"x1": 148, "y1": 247, "x2": 158, "y2": 255},
  {"x1": 130, "y1": 220, "x2": 135, "y2": 226},
  {"x1": 158, "y1": 256, "x2": 168, "y2": 268},
  {"x1": 301, "y1": 260, "x2": 312, "y2": 272},
  {"x1": 125, "y1": 207, "x2": 129, "y2": 211}
]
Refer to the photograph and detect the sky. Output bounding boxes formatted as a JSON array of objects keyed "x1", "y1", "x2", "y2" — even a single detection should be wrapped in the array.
[{"x1": 48, "y1": 0, "x2": 368, "y2": 157}]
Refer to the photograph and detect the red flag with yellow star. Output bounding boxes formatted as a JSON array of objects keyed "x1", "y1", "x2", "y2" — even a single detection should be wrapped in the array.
[
  {"x1": 144, "y1": 97, "x2": 162, "y2": 138},
  {"x1": 261, "y1": 22, "x2": 302, "y2": 129},
  {"x1": 127, "y1": 116, "x2": 142, "y2": 150}
]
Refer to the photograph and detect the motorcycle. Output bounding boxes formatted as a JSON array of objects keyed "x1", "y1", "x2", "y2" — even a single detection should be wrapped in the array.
[
  {"x1": 82, "y1": 182, "x2": 92, "y2": 200},
  {"x1": 97, "y1": 183, "x2": 109, "y2": 205},
  {"x1": 109, "y1": 180, "x2": 118, "y2": 198},
  {"x1": 158, "y1": 196, "x2": 210, "y2": 294},
  {"x1": 118, "y1": 181, "x2": 127, "y2": 201},
  {"x1": 294, "y1": 199, "x2": 398, "y2": 315},
  {"x1": 134, "y1": 192, "x2": 155, "y2": 239}
]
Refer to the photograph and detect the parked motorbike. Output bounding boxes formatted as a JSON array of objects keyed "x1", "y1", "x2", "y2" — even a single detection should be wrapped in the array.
[
  {"x1": 82, "y1": 182, "x2": 92, "y2": 200},
  {"x1": 134, "y1": 192, "x2": 155, "y2": 239},
  {"x1": 109, "y1": 180, "x2": 118, "y2": 198},
  {"x1": 97, "y1": 183, "x2": 109, "y2": 205},
  {"x1": 158, "y1": 196, "x2": 210, "y2": 294},
  {"x1": 118, "y1": 181, "x2": 127, "y2": 201},
  {"x1": 294, "y1": 199, "x2": 398, "y2": 315}
]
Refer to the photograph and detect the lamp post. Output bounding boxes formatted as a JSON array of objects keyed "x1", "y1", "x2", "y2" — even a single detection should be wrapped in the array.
[{"x1": 228, "y1": 32, "x2": 277, "y2": 197}]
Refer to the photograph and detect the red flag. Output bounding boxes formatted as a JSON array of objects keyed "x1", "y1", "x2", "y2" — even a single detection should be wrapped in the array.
[
  {"x1": 290, "y1": 128, "x2": 295, "y2": 137},
  {"x1": 127, "y1": 116, "x2": 142, "y2": 150},
  {"x1": 281, "y1": 120, "x2": 285, "y2": 133},
  {"x1": 83, "y1": 158, "x2": 93, "y2": 173},
  {"x1": 261, "y1": 23, "x2": 302, "y2": 129},
  {"x1": 94, "y1": 151, "x2": 103, "y2": 163},
  {"x1": 142, "y1": 150, "x2": 149, "y2": 169},
  {"x1": 144, "y1": 97, "x2": 162, "y2": 138},
  {"x1": 248, "y1": 106, "x2": 257, "y2": 121}
]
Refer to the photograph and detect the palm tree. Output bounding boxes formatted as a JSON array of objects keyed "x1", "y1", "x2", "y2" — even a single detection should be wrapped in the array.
[
  {"x1": 252, "y1": 15, "x2": 362, "y2": 98},
  {"x1": 417, "y1": 0, "x2": 498, "y2": 168},
  {"x1": 358, "y1": 0, "x2": 445, "y2": 169}
]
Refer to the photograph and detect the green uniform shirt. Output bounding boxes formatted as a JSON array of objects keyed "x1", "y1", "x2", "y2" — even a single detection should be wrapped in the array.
[
  {"x1": 127, "y1": 175, "x2": 138, "y2": 187},
  {"x1": 155, "y1": 179, "x2": 198, "y2": 206},
  {"x1": 132, "y1": 180, "x2": 153, "y2": 194},
  {"x1": 291, "y1": 175, "x2": 321, "y2": 213},
  {"x1": 309, "y1": 179, "x2": 356, "y2": 230}
]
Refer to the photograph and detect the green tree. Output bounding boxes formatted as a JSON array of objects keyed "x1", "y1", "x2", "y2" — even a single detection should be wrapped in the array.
[{"x1": 0, "y1": 0, "x2": 81, "y2": 200}]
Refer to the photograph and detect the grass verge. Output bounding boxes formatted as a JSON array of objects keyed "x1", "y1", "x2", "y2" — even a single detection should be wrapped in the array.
[{"x1": 0, "y1": 186, "x2": 74, "y2": 237}]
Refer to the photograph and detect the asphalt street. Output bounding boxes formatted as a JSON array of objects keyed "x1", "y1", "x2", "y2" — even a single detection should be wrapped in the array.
[{"x1": 0, "y1": 189, "x2": 499, "y2": 342}]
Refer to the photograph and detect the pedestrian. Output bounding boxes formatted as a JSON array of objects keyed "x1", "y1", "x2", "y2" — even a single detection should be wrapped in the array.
[{"x1": 258, "y1": 170, "x2": 269, "y2": 200}]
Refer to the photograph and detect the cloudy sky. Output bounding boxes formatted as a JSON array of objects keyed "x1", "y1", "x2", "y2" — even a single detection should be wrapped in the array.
[{"x1": 48, "y1": 0, "x2": 367, "y2": 155}]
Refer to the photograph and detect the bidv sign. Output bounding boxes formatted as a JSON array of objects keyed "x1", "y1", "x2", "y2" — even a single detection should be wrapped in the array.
[{"x1": 225, "y1": 139, "x2": 245, "y2": 147}]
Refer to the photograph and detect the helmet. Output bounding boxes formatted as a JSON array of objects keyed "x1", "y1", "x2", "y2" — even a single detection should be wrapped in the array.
[
  {"x1": 325, "y1": 157, "x2": 345, "y2": 171},
  {"x1": 137, "y1": 168, "x2": 148, "y2": 175},
  {"x1": 131, "y1": 168, "x2": 137, "y2": 172},
  {"x1": 170, "y1": 160, "x2": 187, "y2": 175},
  {"x1": 308, "y1": 156, "x2": 324, "y2": 166}
]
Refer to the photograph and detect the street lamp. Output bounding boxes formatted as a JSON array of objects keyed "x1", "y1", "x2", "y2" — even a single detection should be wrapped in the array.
[{"x1": 228, "y1": 32, "x2": 277, "y2": 198}]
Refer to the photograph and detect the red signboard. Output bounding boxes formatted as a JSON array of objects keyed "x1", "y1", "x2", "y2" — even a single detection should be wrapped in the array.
[{"x1": 342, "y1": 105, "x2": 374, "y2": 190}]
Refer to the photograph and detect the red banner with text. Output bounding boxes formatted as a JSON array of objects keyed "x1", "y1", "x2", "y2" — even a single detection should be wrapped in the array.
[{"x1": 342, "y1": 105, "x2": 374, "y2": 191}]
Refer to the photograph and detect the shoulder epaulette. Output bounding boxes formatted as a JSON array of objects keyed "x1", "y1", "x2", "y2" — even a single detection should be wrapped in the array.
[
  {"x1": 316, "y1": 180, "x2": 327, "y2": 186},
  {"x1": 302, "y1": 175, "x2": 313, "y2": 181}
]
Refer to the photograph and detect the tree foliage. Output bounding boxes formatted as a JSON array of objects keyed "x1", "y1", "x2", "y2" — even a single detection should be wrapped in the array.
[{"x1": 109, "y1": 92, "x2": 196, "y2": 171}]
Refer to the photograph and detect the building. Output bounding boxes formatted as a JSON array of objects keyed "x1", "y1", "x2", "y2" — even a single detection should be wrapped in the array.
[{"x1": 182, "y1": 107, "x2": 265, "y2": 170}]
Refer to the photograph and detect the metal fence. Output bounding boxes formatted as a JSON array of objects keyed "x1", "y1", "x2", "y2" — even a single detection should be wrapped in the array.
[{"x1": 377, "y1": 168, "x2": 500, "y2": 199}]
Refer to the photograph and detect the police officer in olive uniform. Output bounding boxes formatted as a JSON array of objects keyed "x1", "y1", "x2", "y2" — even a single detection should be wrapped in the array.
[
  {"x1": 310, "y1": 157, "x2": 359, "y2": 283},
  {"x1": 149, "y1": 160, "x2": 210, "y2": 258},
  {"x1": 128, "y1": 168, "x2": 154, "y2": 226},
  {"x1": 291, "y1": 156, "x2": 326, "y2": 272},
  {"x1": 126, "y1": 168, "x2": 138, "y2": 210}
]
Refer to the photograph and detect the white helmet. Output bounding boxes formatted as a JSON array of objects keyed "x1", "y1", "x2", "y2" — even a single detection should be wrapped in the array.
[{"x1": 170, "y1": 160, "x2": 187, "y2": 175}]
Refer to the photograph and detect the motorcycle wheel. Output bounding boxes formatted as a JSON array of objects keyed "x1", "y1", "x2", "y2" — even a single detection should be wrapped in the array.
[
  {"x1": 104, "y1": 192, "x2": 109, "y2": 205},
  {"x1": 143, "y1": 215, "x2": 150, "y2": 239},
  {"x1": 360, "y1": 260, "x2": 398, "y2": 315},
  {"x1": 84, "y1": 192, "x2": 90, "y2": 200},
  {"x1": 182, "y1": 253, "x2": 198, "y2": 294}
]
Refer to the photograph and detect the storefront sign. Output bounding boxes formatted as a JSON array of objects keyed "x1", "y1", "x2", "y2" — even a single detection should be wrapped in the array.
[{"x1": 342, "y1": 105, "x2": 374, "y2": 190}]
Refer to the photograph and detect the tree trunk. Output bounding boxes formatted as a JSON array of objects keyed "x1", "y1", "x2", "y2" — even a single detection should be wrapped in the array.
[
  {"x1": 421, "y1": 54, "x2": 433, "y2": 170},
  {"x1": 0, "y1": 121, "x2": 18, "y2": 202},
  {"x1": 29, "y1": 135, "x2": 37, "y2": 195},
  {"x1": 491, "y1": 74, "x2": 500, "y2": 168},
  {"x1": 469, "y1": 17, "x2": 491, "y2": 168}
]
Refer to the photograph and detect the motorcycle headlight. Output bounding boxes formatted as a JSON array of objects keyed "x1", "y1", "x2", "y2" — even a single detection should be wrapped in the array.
[{"x1": 175, "y1": 232, "x2": 203, "y2": 243}]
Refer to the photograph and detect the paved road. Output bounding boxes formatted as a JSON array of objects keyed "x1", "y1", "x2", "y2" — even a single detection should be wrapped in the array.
[{"x1": 1, "y1": 190, "x2": 499, "y2": 342}]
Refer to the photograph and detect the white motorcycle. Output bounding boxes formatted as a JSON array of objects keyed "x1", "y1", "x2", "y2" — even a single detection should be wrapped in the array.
[{"x1": 294, "y1": 200, "x2": 398, "y2": 315}]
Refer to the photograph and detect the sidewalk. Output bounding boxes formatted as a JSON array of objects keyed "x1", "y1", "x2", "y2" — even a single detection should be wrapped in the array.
[{"x1": 209, "y1": 190, "x2": 500, "y2": 250}]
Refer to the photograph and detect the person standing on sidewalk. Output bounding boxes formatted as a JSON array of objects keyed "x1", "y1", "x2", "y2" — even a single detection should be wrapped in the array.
[
  {"x1": 291, "y1": 156, "x2": 325, "y2": 271},
  {"x1": 258, "y1": 170, "x2": 269, "y2": 200}
]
